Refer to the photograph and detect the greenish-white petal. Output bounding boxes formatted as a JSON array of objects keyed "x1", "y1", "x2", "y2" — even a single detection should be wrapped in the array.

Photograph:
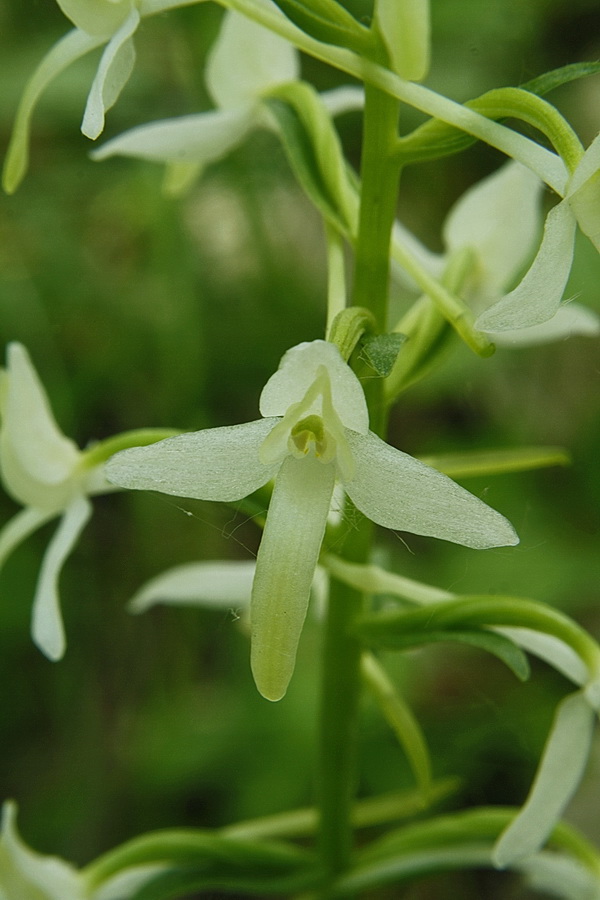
[
  {"x1": 0, "y1": 343, "x2": 80, "y2": 509},
  {"x1": 494, "y1": 691, "x2": 595, "y2": 867},
  {"x1": 319, "y1": 86, "x2": 364, "y2": 117},
  {"x1": 105, "y1": 418, "x2": 280, "y2": 501},
  {"x1": 443, "y1": 162, "x2": 543, "y2": 296},
  {"x1": 206, "y1": 10, "x2": 299, "y2": 111},
  {"x1": 492, "y1": 302, "x2": 600, "y2": 346},
  {"x1": 0, "y1": 801, "x2": 83, "y2": 900},
  {"x1": 2, "y1": 29, "x2": 104, "y2": 193},
  {"x1": 344, "y1": 430, "x2": 518, "y2": 549},
  {"x1": 251, "y1": 455, "x2": 335, "y2": 701},
  {"x1": 260, "y1": 340, "x2": 368, "y2": 434},
  {"x1": 0, "y1": 507, "x2": 57, "y2": 575},
  {"x1": 56, "y1": 0, "x2": 134, "y2": 36},
  {"x1": 519, "y1": 853, "x2": 600, "y2": 900},
  {"x1": 494, "y1": 627, "x2": 588, "y2": 686},
  {"x1": 567, "y1": 131, "x2": 600, "y2": 252},
  {"x1": 129, "y1": 560, "x2": 256, "y2": 613},
  {"x1": 475, "y1": 201, "x2": 576, "y2": 331},
  {"x1": 92, "y1": 107, "x2": 254, "y2": 164},
  {"x1": 32, "y1": 494, "x2": 92, "y2": 661},
  {"x1": 81, "y1": 8, "x2": 140, "y2": 139}
]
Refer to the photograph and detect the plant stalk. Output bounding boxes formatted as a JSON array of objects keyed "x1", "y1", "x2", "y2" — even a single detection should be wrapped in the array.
[{"x1": 317, "y1": 81, "x2": 402, "y2": 887}]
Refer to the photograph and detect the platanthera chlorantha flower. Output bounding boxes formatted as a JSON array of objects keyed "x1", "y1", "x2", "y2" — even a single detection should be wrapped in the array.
[
  {"x1": 2, "y1": 0, "x2": 201, "y2": 193},
  {"x1": 106, "y1": 339, "x2": 518, "y2": 702},
  {"x1": 393, "y1": 161, "x2": 599, "y2": 345},
  {"x1": 475, "y1": 132, "x2": 600, "y2": 333},
  {"x1": 0, "y1": 343, "x2": 118, "y2": 661},
  {"x1": 90, "y1": 9, "x2": 364, "y2": 192}
]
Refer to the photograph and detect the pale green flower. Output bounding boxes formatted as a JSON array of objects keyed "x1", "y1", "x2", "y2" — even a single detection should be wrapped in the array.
[
  {"x1": 0, "y1": 343, "x2": 116, "y2": 660},
  {"x1": 476, "y1": 133, "x2": 600, "y2": 333},
  {"x1": 106, "y1": 339, "x2": 518, "y2": 701},
  {"x1": 394, "y1": 160, "x2": 599, "y2": 344},
  {"x1": 91, "y1": 9, "x2": 363, "y2": 190},
  {"x1": 2, "y1": 0, "x2": 202, "y2": 193}
]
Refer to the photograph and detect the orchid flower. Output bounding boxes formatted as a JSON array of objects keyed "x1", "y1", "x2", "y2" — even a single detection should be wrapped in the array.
[
  {"x1": 393, "y1": 161, "x2": 599, "y2": 345},
  {"x1": 0, "y1": 343, "x2": 119, "y2": 660},
  {"x1": 475, "y1": 133, "x2": 600, "y2": 333},
  {"x1": 90, "y1": 9, "x2": 364, "y2": 191},
  {"x1": 106, "y1": 339, "x2": 518, "y2": 701},
  {"x1": 2, "y1": 0, "x2": 202, "y2": 193}
]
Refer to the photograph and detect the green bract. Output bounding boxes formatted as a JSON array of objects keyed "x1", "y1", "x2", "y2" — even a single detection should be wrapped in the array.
[
  {"x1": 106, "y1": 339, "x2": 518, "y2": 702},
  {"x1": 2, "y1": 0, "x2": 202, "y2": 193},
  {"x1": 91, "y1": 9, "x2": 363, "y2": 192}
]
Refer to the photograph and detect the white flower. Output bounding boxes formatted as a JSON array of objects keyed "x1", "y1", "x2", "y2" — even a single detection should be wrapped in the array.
[
  {"x1": 0, "y1": 801, "x2": 84, "y2": 900},
  {"x1": 475, "y1": 134, "x2": 600, "y2": 333},
  {"x1": 2, "y1": 0, "x2": 201, "y2": 192},
  {"x1": 106, "y1": 339, "x2": 518, "y2": 701},
  {"x1": 0, "y1": 343, "x2": 115, "y2": 660},
  {"x1": 90, "y1": 9, "x2": 363, "y2": 189},
  {"x1": 393, "y1": 160, "x2": 599, "y2": 344}
]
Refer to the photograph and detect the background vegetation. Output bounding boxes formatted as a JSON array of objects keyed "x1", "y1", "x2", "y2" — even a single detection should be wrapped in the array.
[{"x1": 0, "y1": 1, "x2": 599, "y2": 896}]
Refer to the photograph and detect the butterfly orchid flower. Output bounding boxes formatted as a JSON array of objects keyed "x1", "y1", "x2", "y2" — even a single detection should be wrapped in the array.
[
  {"x1": 393, "y1": 160, "x2": 599, "y2": 345},
  {"x1": 2, "y1": 0, "x2": 201, "y2": 193},
  {"x1": 0, "y1": 344, "x2": 118, "y2": 660},
  {"x1": 90, "y1": 9, "x2": 364, "y2": 192},
  {"x1": 106, "y1": 339, "x2": 518, "y2": 701},
  {"x1": 475, "y1": 133, "x2": 600, "y2": 333}
]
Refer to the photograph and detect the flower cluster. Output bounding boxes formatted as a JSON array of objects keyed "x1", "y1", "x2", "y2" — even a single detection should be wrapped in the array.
[{"x1": 91, "y1": 9, "x2": 364, "y2": 192}]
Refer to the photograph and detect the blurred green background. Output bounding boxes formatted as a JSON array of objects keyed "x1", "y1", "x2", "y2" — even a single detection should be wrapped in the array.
[{"x1": 0, "y1": 1, "x2": 599, "y2": 896}]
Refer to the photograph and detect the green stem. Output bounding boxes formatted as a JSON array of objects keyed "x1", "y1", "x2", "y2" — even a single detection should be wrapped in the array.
[
  {"x1": 318, "y1": 511, "x2": 374, "y2": 881},
  {"x1": 318, "y1": 83, "x2": 401, "y2": 886},
  {"x1": 352, "y1": 84, "x2": 403, "y2": 329},
  {"x1": 222, "y1": 0, "x2": 567, "y2": 193}
]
